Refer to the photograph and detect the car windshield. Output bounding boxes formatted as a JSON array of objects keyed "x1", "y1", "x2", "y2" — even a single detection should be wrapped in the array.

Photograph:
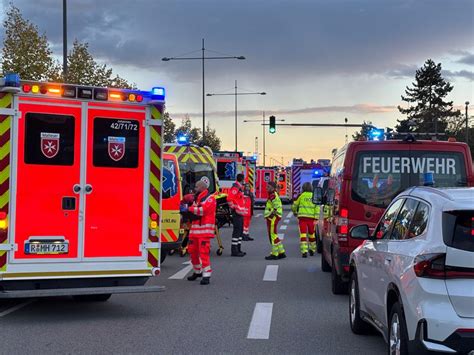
[
  {"x1": 352, "y1": 150, "x2": 467, "y2": 208},
  {"x1": 179, "y1": 162, "x2": 216, "y2": 195}
]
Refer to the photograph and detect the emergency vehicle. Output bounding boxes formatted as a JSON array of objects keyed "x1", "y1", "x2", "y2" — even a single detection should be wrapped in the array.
[
  {"x1": 161, "y1": 143, "x2": 219, "y2": 260},
  {"x1": 277, "y1": 167, "x2": 292, "y2": 204},
  {"x1": 291, "y1": 159, "x2": 330, "y2": 200},
  {"x1": 243, "y1": 155, "x2": 257, "y2": 192},
  {"x1": 0, "y1": 74, "x2": 165, "y2": 300},
  {"x1": 319, "y1": 137, "x2": 474, "y2": 295},
  {"x1": 214, "y1": 151, "x2": 244, "y2": 194},
  {"x1": 255, "y1": 166, "x2": 278, "y2": 205}
]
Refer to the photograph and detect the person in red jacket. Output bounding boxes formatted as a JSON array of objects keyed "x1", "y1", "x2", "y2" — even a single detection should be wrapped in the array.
[
  {"x1": 242, "y1": 183, "x2": 254, "y2": 241},
  {"x1": 226, "y1": 174, "x2": 248, "y2": 257},
  {"x1": 184, "y1": 179, "x2": 217, "y2": 285}
]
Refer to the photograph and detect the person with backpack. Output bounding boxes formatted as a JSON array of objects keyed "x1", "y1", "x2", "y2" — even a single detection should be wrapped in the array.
[{"x1": 292, "y1": 182, "x2": 318, "y2": 258}]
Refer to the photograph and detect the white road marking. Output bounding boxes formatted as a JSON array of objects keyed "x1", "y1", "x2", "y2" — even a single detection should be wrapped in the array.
[
  {"x1": 284, "y1": 219, "x2": 290, "y2": 224},
  {"x1": 278, "y1": 233, "x2": 285, "y2": 240},
  {"x1": 183, "y1": 261, "x2": 191, "y2": 265},
  {"x1": 247, "y1": 303, "x2": 274, "y2": 339},
  {"x1": 169, "y1": 264, "x2": 194, "y2": 280},
  {"x1": 280, "y1": 225, "x2": 287, "y2": 230},
  {"x1": 0, "y1": 300, "x2": 35, "y2": 318},
  {"x1": 255, "y1": 213, "x2": 262, "y2": 218},
  {"x1": 286, "y1": 212, "x2": 293, "y2": 218},
  {"x1": 263, "y1": 265, "x2": 279, "y2": 281}
]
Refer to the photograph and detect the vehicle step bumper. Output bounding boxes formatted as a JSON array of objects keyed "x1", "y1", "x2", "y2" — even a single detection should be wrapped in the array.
[{"x1": 0, "y1": 285, "x2": 166, "y2": 299}]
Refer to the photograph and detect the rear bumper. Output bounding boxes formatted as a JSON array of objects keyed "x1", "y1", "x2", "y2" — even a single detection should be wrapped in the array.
[{"x1": 409, "y1": 319, "x2": 474, "y2": 354}]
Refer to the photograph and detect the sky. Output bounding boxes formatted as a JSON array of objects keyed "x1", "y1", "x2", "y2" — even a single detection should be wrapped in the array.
[{"x1": 1, "y1": 0, "x2": 473, "y2": 164}]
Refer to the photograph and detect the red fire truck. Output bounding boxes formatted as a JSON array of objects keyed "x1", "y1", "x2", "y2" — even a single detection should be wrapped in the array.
[{"x1": 0, "y1": 74, "x2": 165, "y2": 300}]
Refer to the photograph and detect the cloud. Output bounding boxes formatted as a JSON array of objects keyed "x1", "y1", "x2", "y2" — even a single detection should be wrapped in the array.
[
  {"x1": 387, "y1": 64, "x2": 418, "y2": 79},
  {"x1": 456, "y1": 52, "x2": 474, "y2": 66},
  {"x1": 171, "y1": 103, "x2": 397, "y2": 118},
  {"x1": 443, "y1": 69, "x2": 474, "y2": 81},
  {"x1": 2, "y1": 0, "x2": 474, "y2": 83}
]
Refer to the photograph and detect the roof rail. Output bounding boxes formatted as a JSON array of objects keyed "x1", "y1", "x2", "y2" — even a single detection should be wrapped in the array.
[{"x1": 410, "y1": 186, "x2": 454, "y2": 201}]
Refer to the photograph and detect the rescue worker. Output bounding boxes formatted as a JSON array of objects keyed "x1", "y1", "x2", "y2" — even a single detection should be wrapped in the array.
[
  {"x1": 264, "y1": 181, "x2": 286, "y2": 260},
  {"x1": 227, "y1": 174, "x2": 247, "y2": 257},
  {"x1": 242, "y1": 183, "x2": 254, "y2": 241},
  {"x1": 183, "y1": 180, "x2": 217, "y2": 285},
  {"x1": 292, "y1": 182, "x2": 318, "y2": 257}
]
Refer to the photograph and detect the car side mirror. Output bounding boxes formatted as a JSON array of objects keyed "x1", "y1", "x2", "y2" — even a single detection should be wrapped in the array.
[
  {"x1": 312, "y1": 187, "x2": 323, "y2": 205},
  {"x1": 325, "y1": 188, "x2": 335, "y2": 206},
  {"x1": 350, "y1": 224, "x2": 370, "y2": 240}
]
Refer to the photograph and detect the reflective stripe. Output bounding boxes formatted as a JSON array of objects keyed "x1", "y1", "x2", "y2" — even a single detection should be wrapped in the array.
[
  {"x1": 190, "y1": 206, "x2": 204, "y2": 216},
  {"x1": 189, "y1": 229, "x2": 215, "y2": 235}
]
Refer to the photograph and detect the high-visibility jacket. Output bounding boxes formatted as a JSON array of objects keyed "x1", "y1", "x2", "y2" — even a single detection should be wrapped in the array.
[
  {"x1": 292, "y1": 191, "x2": 317, "y2": 218},
  {"x1": 264, "y1": 192, "x2": 283, "y2": 219},
  {"x1": 227, "y1": 181, "x2": 247, "y2": 215},
  {"x1": 188, "y1": 189, "x2": 217, "y2": 239}
]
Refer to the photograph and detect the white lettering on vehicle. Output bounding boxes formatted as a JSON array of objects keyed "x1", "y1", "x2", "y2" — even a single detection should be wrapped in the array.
[{"x1": 362, "y1": 156, "x2": 457, "y2": 174}]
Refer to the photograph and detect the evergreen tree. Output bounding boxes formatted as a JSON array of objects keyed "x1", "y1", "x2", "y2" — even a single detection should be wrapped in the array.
[
  {"x1": 66, "y1": 40, "x2": 134, "y2": 88},
  {"x1": 1, "y1": 5, "x2": 61, "y2": 81},
  {"x1": 352, "y1": 121, "x2": 373, "y2": 141},
  {"x1": 201, "y1": 124, "x2": 221, "y2": 152},
  {"x1": 396, "y1": 59, "x2": 461, "y2": 134},
  {"x1": 163, "y1": 112, "x2": 176, "y2": 143}
]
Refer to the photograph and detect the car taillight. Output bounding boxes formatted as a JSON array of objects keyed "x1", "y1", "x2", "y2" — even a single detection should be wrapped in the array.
[
  {"x1": 414, "y1": 253, "x2": 474, "y2": 279},
  {"x1": 337, "y1": 208, "x2": 349, "y2": 243}
]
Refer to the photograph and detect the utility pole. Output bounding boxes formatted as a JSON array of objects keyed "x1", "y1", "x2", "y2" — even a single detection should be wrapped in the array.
[
  {"x1": 62, "y1": 0, "x2": 67, "y2": 78},
  {"x1": 262, "y1": 111, "x2": 266, "y2": 166},
  {"x1": 202, "y1": 39, "x2": 205, "y2": 138},
  {"x1": 466, "y1": 101, "x2": 470, "y2": 146}
]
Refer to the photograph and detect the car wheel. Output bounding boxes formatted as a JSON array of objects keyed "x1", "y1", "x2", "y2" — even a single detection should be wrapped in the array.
[
  {"x1": 388, "y1": 302, "x2": 409, "y2": 355},
  {"x1": 321, "y1": 249, "x2": 331, "y2": 272},
  {"x1": 160, "y1": 252, "x2": 167, "y2": 264},
  {"x1": 331, "y1": 253, "x2": 348, "y2": 294},
  {"x1": 349, "y1": 271, "x2": 371, "y2": 334}
]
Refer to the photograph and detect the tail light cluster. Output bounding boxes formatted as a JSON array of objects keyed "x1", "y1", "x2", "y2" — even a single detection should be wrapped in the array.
[
  {"x1": 414, "y1": 253, "x2": 474, "y2": 279},
  {"x1": 337, "y1": 208, "x2": 349, "y2": 244}
]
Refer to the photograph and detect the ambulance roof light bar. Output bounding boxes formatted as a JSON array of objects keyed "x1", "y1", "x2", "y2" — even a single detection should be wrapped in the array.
[{"x1": 177, "y1": 133, "x2": 190, "y2": 145}]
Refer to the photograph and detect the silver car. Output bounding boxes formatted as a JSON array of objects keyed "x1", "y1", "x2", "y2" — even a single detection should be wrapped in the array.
[{"x1": 348, "y1": 187, "x2": 474, "y2": 354}]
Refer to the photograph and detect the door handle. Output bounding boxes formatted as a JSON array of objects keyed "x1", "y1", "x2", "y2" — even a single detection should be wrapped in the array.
[
  {"x1": 73, "y1": 184, "x2": 81, "y2": 194},
  {"x1": 85, "y1": 184, "x2": 93, "y2": 194}
]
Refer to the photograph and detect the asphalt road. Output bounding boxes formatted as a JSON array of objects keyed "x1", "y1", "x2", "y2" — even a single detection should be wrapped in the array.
[{"x1": 0, "y1": 206, "x2": 386, "y2": 354}]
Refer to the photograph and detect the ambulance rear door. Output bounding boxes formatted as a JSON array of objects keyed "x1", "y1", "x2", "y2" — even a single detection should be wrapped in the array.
[
  {"x1": 13, "y1": 97, "x2": 83, "y2": 261},
  {"x1": 161, "y1": 153, "x2": 181, "y2": 244},
  {"x1": 83, "y1": 103, "x2": 147, "y2": 258}
]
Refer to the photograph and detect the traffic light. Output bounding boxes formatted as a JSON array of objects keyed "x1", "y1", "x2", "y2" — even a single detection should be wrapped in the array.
[{"x1": 269, "y1": 115, "x2": 276, "y2": 134}]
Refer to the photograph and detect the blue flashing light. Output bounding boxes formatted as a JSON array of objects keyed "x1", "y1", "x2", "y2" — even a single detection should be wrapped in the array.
[
  {"x1": 4, "y1": 73, "x2": 20, "y2": 87},
  {"x1": 369, "y1": 128, "x2": 385, "y2": 141},
  {"x1": 313, "y1": 169, "x2": 322, "y2": 176},
  {"x1": 423, "y1": 172, "x2": 435, "y2": 186},
  {"x1": 177, "y1": 133, "x2": 189, "y2": 145},
  {"x1": 151, "y1": 87, "x2": 165, "y2": 101}
]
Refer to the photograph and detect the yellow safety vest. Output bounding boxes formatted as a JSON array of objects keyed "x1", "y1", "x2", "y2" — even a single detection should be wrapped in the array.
[
  {"x1": 292, "y1": 192, "x2": 317, "y2": 218},
  {"x1": 264, "y1": 193, "x2": 283, "y2": 218}
]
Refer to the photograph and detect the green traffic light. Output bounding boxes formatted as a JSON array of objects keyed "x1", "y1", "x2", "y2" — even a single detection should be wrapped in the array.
[{"x1": 269, "y1": 127, "x2": 276, "y2": 134}]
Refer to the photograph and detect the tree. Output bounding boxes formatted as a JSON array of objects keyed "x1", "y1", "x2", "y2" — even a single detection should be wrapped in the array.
[
  {"x1": 352, "y1": 121, "x2": 373, "y2": 141},
  {"x1": 1, "y1": 5, "x2": 61, "y2": 81},
  {"x1": 396, "y1": 59, "x2": 461, "y2": 134},
  {"x1": 65, "y1": 40, "x2": 134, "y2": 88},
  {"x1": 163, "y1": 112, "x2": 176, "y2": 143},
  {"x1": 175, "y1": 115, "x2": 222, "y2": 151},
  {"x1": 202, "y1": 124, "x2": 221, "y2": 152}
]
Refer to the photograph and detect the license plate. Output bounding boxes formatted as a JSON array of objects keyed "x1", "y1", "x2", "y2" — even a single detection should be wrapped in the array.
[{"x1": 25, "y1": 242, "x2": 69, "y2": 255}]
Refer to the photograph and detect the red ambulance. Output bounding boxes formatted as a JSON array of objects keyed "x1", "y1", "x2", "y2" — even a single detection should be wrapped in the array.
[
  {"x1": 320, "y1": 137, "x2": 474, "y2": 294},
  {"x1": 214, "y1": 151, "x2": 244, "y2": 194},
  {"x1": 0, "y1": 74, "x2": 165, "y2": 300},
  {"x1": 255, "y1": 166, "x2": 278, "y2": 205}
]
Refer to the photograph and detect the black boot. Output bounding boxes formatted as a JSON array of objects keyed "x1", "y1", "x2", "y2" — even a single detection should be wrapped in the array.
[
  {"x1": 265, "y1": 254, "x2": 278, "y2": 260},
  {"x1": 187, "y1": 273, "x2": 202, "y2": 281},
  {"x1": 238, "y1": 243, "x2": 247, "y2": 256},
  {"x1": 231, "y1": 245, "x2": 245, "y2": 257},
  {"x1": 302, "y1": 253, "x2": 308, "y2": 258},
  {"x1": 242, "y1": 234, "x2": 250, "y2": 241},
  {"x1": 309, "y1": 250, "x2": 315, "y2": 256},
  {"x1": 278, "y1": 253, "x2": 287, "y2": 259},
  {"x1": 200, "y1": 277, "x2": 210, "y2": 285}
]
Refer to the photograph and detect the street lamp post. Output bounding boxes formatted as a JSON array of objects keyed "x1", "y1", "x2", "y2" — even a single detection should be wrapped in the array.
[
  {"x1": 207, "y1": 80, "x2": 266, "y2": 151},
  {"x1": 162, "y1": 39, "x2": 245, "y2": 141},
  {"x1": 63, "y1": 0, "x2": 67, "y2": 78},
  {"x1": 466, "y1": 101, "x2": 470, "y2": 145}
]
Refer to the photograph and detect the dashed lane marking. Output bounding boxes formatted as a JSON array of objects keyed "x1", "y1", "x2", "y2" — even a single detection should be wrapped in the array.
[
  {"x1": 0, "y1": 300, "x2": 35, "y2": 318},
  {"x1": 255, "y1": 213, "x2": 262, "y2": 218},
  {"x1": 263, "y1": 265, "x2": 279, "y2": 281},
  {"x1": 280, "y1": 225, "x2": 287, "y2": 230},
  {"x1": 169, "y1": 263, "x2": 194, "y2": 280},
  {"x1": 247, "y1": 303, "x2": 274, "y2": 339},
  {"x1": 284, "y1": 219, "x2": 290, "y2": 224},
  {"x1": 278, "y1": 233, "x2": 285, "y2": 240},
  {"x1": 286, "y1": 212, "x2": 293, "y2": 218}
]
